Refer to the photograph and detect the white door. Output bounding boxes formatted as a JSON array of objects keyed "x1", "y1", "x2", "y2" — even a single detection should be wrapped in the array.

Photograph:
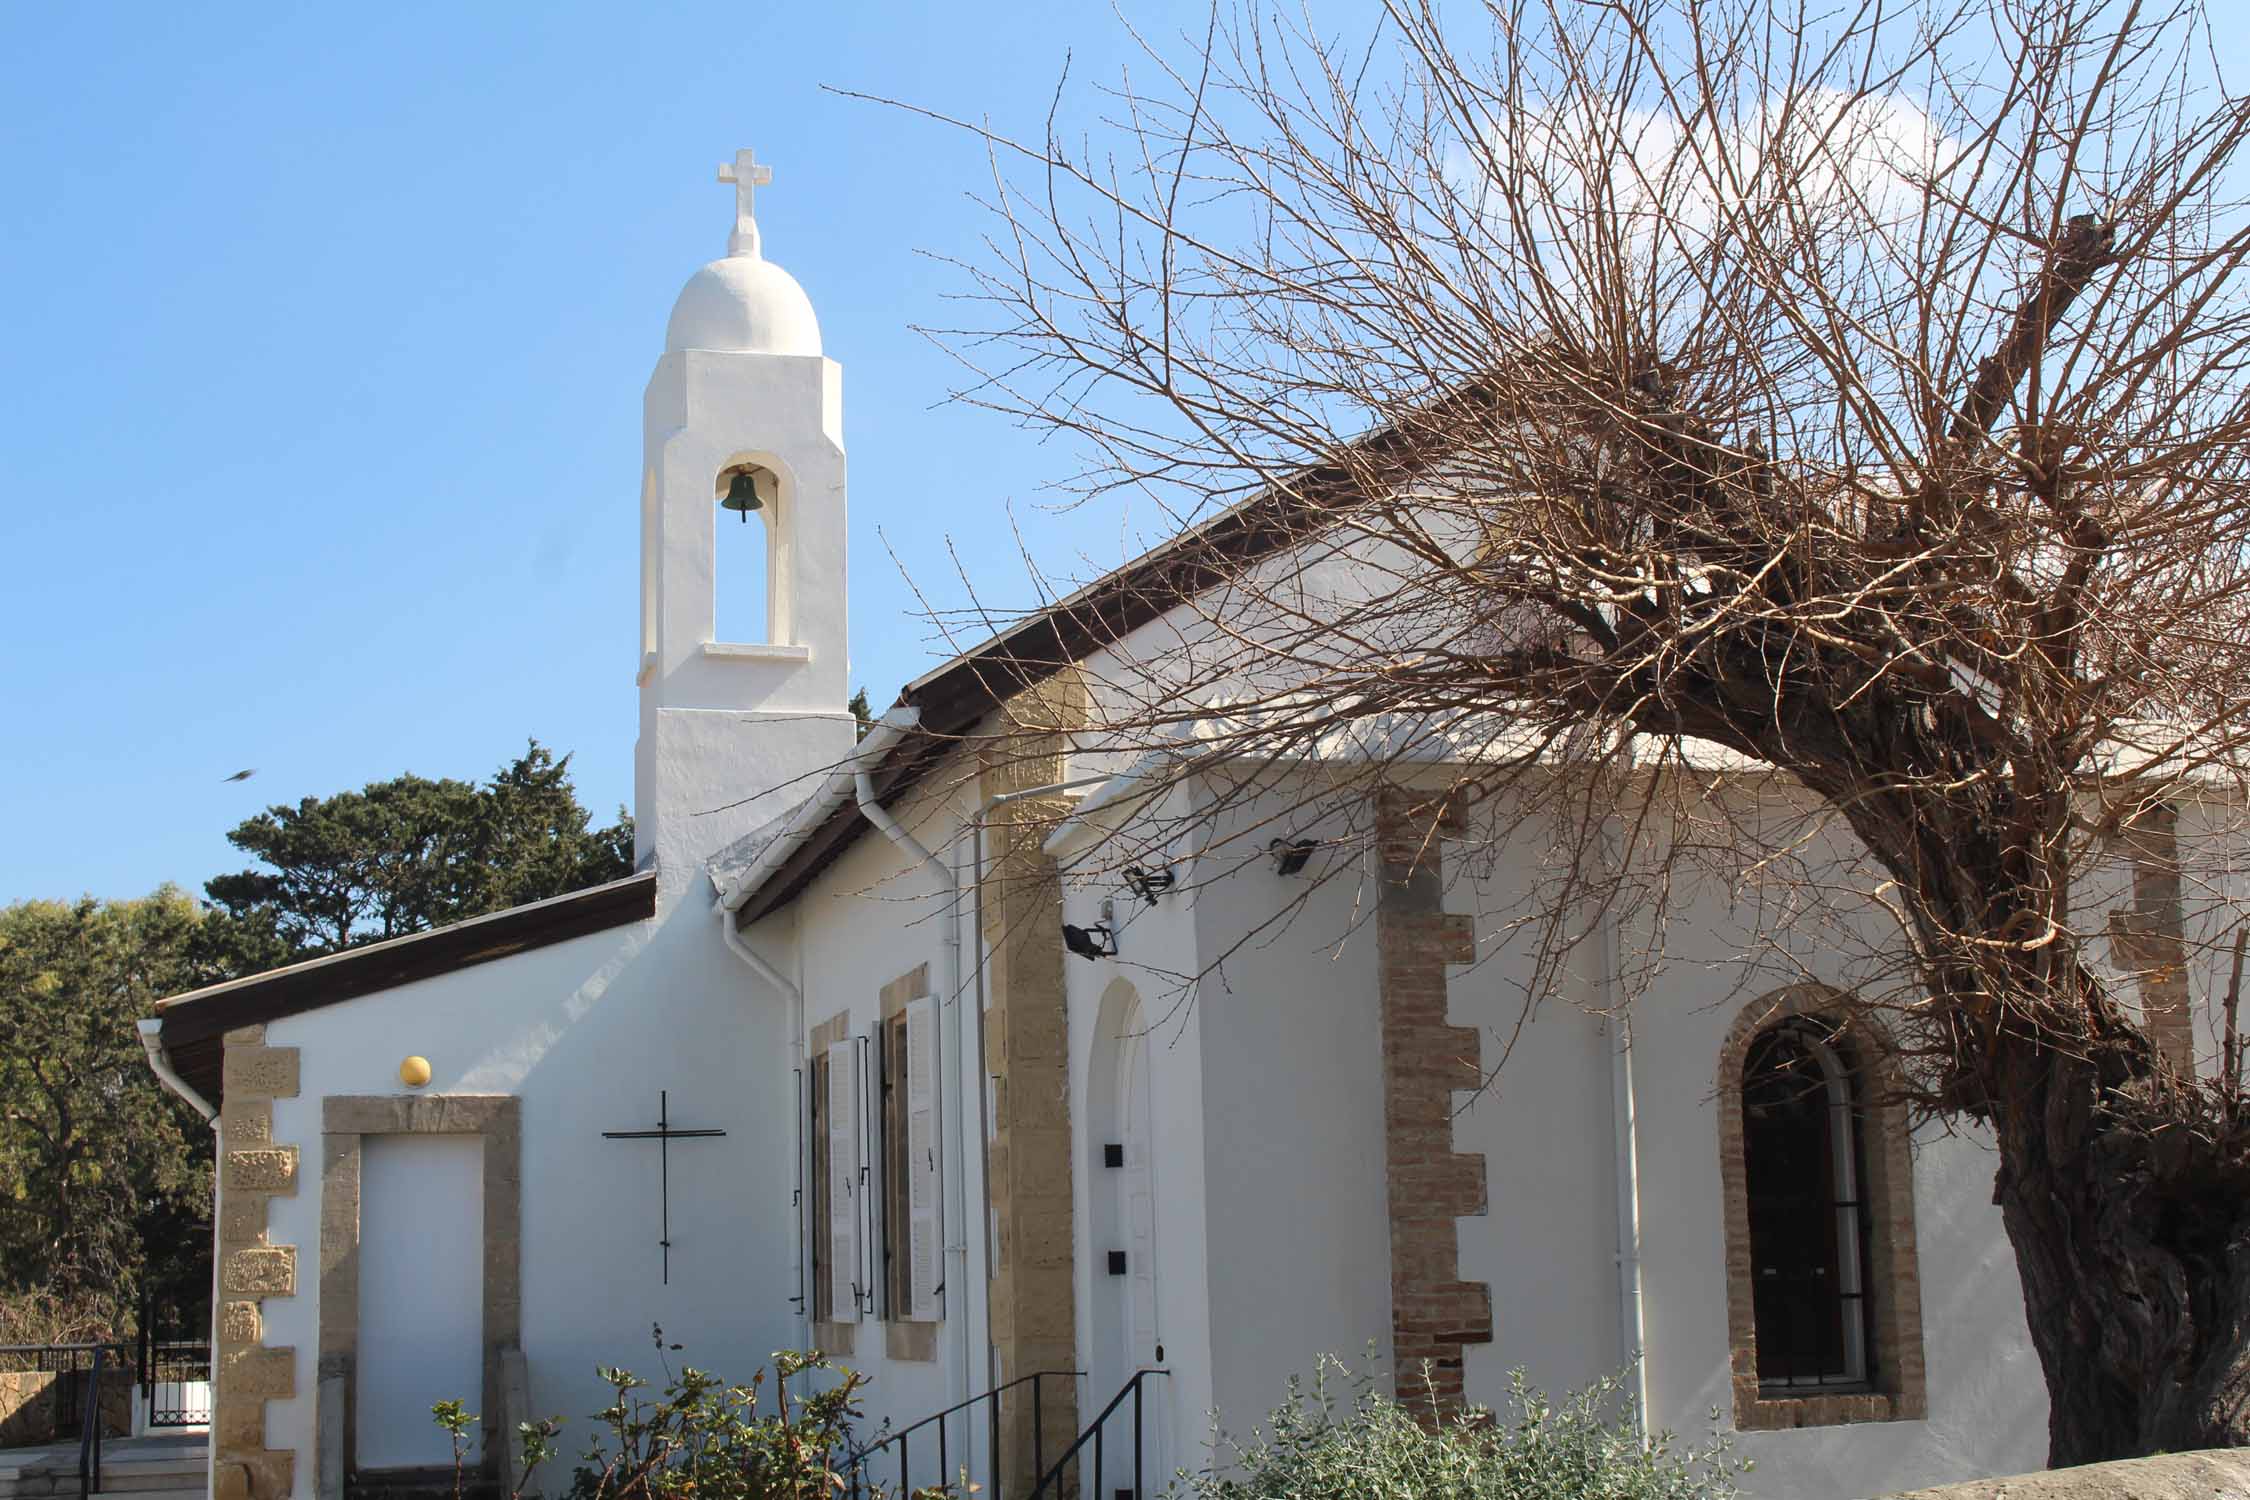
[
  {"x1": 1117, "y1": 1029, "x2": 1159, "y2": 1370},
  {"x1": 1097, "y1": 1014, "x2": 1166, "y2": 1490},
  {"x1": 356, "y1": 1135, "x2": 484, "y2": 1468}
]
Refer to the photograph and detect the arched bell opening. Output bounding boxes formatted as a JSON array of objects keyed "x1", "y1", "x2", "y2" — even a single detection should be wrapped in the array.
[{"x1": 713, "y1": 458, "x2": 793, "y2": 645}]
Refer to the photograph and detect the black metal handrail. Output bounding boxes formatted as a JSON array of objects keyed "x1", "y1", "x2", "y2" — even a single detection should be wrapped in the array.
[
  {"x1": 841, "y1": 1369, "x2": 1081, "y2": 1500},
  {"x1": 77, "y1": 1344, "x2": 106, "y2": 1500},
  {"x1": 1026, "y1": 1368, "x2": 1168, "y2": 1500}
]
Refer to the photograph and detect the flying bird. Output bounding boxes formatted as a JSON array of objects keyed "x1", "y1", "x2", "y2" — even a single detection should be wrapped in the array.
[{"x1": 223, "y1": 769, "x2": 257, "y2": 783}]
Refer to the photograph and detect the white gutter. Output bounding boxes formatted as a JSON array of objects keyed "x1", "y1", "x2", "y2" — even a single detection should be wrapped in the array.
[
  {"x1": 848, "y1": 709, "x2": 976, "y2": 1418},
  {"x1": 714, "y1": 898, "x2": 810, "y2": 1351},
  {"x1": 1039, "y1": 749, "x2": 1192, "y2": 858},
  {"x1": 137, "y1": 1018, "x2": 218, "y2": 1128}
]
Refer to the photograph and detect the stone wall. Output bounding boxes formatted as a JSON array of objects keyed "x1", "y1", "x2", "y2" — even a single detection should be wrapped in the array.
[
  {"x1": 0, "y1": 1371, "x2": 59, "y2": 1448},
  {"x1": 1881, "y1": 1450, "x2": 2250, "y2": 1500},
  {"x1": 0, "y1": 1365, "x2": 144, "y2": 1447}
]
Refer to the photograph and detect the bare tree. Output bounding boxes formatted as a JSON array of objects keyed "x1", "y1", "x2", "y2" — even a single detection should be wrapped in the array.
[{"x1": 877, "y1": 0, "x2": 2250, "y2": 1465}]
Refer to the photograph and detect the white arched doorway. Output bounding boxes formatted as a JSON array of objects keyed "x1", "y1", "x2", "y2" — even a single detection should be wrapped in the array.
[{"x1": 1088, "y1": 979, "x2": 1163, "y2": 1456}]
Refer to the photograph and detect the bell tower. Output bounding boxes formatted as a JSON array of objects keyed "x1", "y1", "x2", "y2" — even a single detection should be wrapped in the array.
[{"x1": 636, "y1": 149, "x2": 854, "y2": 892}]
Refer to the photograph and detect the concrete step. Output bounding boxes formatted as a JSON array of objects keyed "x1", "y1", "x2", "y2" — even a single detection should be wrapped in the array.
[
  {"x1": 0, "y1": 1449, "x2": 205, "y2": 1500},
  {"x1": 0, "y1": 1477, "x2": 204, "y2": 1499}
]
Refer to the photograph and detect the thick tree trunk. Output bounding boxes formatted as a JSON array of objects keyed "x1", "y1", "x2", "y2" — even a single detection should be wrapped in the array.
[{"x1": 1992, "y1": 1047, "x2": 2250, "y2": 1465}]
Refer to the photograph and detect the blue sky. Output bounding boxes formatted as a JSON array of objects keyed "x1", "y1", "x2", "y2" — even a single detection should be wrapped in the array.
[
  {"x1": 0, "y1": 2, "x2": 1243, "y2": 904},
  {"x1": 8, "y1": 6, "x2": 2245, "y2": 906}
]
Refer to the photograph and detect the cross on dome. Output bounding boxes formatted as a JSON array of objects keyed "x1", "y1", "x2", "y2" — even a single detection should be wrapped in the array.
[{"x1": 718, "y1": 148, "x2": 773, "y2": 258}]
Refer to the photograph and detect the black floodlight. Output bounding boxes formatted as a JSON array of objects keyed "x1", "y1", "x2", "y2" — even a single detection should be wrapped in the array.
[
  {"x1": 1270, "y1": 837, "x2": 1317, "y2": 876},
  {"x1": 1122, "y1": 866, "x2": 1175, "y2": 906},
  {"x1": 1062, "y1": 922, "x2": 1118, "y2": 960}
]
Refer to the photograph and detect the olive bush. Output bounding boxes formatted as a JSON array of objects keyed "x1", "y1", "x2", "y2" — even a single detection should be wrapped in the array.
[{"x1": 1181, "y1": 1361, "x2": 1744, "y2": 1500}]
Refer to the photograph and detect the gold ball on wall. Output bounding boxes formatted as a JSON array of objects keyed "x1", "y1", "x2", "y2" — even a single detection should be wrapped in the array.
[{"x1": 398, "y1": 1056, "x2": 433, "y2": 1088}]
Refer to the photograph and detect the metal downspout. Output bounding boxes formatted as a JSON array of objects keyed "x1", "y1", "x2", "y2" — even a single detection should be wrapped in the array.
[
  {"x1": 715, "y1": 900, "x2": 810, "y2": 1352},
  {"x1": 1604, "y1": 897, "x2": 1650, "y2": 1438}
]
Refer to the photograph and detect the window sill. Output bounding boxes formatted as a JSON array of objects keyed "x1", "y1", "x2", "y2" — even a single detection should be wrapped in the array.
[
  {"x1": 1732, "y1": 1381, "x2": 1925, "y2": 1430},
  {"x1": 885, "y1": 1319, "x2": 939, "y2": 1364},
  {"x1": 702, "y1": 640, "x2": 812, "y2": 664}
]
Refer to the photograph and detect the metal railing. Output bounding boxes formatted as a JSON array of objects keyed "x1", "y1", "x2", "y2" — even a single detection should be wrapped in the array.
[
  {"x1": 136, "y1": 1338, "x2": 212, "y2": 1429},
  {"x1": 76, "y1": 1345, "x2": 106, "y2": 1500},
  {"x1": 1026, "y1": 1369, "x2": 1168, "y2": 1500},
  {"x1": 841, "y1": 1369, "x2": 1081, "y2": 1500}
]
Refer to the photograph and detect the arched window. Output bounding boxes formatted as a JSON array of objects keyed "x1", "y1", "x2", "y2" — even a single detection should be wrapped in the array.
[
  {"x1": 1741, "y1": 1021, "x2": 1872, "y2": 1389},
  {"x1": 1717, "y1": 989, "x2": 1926, "y2": 1428}
]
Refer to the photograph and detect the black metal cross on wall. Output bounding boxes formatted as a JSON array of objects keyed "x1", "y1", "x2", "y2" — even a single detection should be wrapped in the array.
[{"x1": 601, "y1": 1090, "x2": 726, "y2": 1284}]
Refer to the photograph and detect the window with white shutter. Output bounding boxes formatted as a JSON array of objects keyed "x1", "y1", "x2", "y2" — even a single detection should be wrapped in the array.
[
  {"x1": 825, "y1": 1039, "x2": 861, "y2": 1324},
  {"x1": 905, "y1": 995, "x2": 943, "y2": 1320}
]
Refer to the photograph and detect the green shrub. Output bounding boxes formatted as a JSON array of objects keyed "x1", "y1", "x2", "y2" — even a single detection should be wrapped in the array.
[
  {"x1": 1181, "y1": 1360, "x2": 1745, "y2": 1500},
  {"x1": 435, "y1": 1339, "x2": 911, "y2": 1500}
]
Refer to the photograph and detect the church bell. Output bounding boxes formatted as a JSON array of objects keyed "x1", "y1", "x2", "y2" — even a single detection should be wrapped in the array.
[{"x1": 720, "y1": 470, "x2": 764, "y2": 521}]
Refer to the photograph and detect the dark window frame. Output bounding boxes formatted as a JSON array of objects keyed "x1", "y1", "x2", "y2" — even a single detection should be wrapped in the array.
[
  {"x1": 879, "y1": 1010, "x2": 911, "y2": 1318},
  {"x1": 810, "y1": 1049, "x2": 842, "y2": 1324},
  {"x1": 1742, "y1": 1019, "x2": 1878, "y2": 1394}
]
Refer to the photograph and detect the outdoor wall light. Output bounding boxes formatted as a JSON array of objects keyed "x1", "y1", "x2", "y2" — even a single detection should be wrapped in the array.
[
  {"x1": 1062, "y1": 922, "x2": 1118, "y2": 961},
  {"x1": 1270, "y1": 837, "x2": 1318, "y2": 876},
  {"x1": 1122, "y1": 866, "x2": 1175, "y2": 906}
]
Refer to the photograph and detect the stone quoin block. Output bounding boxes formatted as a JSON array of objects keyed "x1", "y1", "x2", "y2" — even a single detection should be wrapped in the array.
[
  {"x1": 224, "y1": 1046, "x2": 300, "y2": 1101},
  {"x1": 222, "y1": 1346, "x2": 296, "y2": 1400},
  {"x1": 219, "y1": 1194, "x2": 269, "y2": 1247},
  {"x1": 222, "y1": 1245, "x2": 297, "y2": 1298},
  {"x1": 211, "y1": 1396, "x2": 264, "y2": 1454},
  {"x1": 224, "y1": 1147, "x2": 299, "y2": 1195},
  {"x1": 214, "y1": 1449, "x2": 293, "y2": 1500},
  {"x1": 220, "y1": 1098, "x2": 273, "y2": 1146},
  {"x1": 220, "y1": 1301, "x2": 262, "y2": 1346}
]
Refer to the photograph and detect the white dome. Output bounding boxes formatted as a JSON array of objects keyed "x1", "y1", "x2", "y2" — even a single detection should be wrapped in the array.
[{"x1": 664, "y1": 253, "x2": 822, "y2": 356}]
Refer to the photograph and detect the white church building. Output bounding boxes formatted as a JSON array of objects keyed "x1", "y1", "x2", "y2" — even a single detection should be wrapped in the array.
[{"x1": 137, "y1": 152, "x2": 2244, "y2": 1500}]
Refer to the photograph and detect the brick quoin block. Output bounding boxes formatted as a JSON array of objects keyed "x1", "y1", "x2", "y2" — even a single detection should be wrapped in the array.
[{"x1": 1374, "y1": 788, "x2": 1490, "y2": 1424}]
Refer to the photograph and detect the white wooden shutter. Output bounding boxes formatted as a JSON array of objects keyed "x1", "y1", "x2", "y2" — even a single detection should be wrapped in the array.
[
  {"x1": 905, "y1": 995, "x2": 943, "y2": 1320},
  {"x1": 825, "y1": 1040, "x2": 861, "y2": 1323}
]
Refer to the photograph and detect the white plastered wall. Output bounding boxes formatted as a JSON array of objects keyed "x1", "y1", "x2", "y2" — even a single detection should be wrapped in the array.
[
  {"x1": 1040, "y1": 762, "x2": 2250, "y2": 1500},
  {"x1": 1051, "y1": 785, "x2": 1391, "y2": 1480},
  {"x1": 769, "y1": 770, "x2": 994, "y2": 1493},
  {"x1": 257, "y1": 899, "x2": 800, "y2": 1500}
]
